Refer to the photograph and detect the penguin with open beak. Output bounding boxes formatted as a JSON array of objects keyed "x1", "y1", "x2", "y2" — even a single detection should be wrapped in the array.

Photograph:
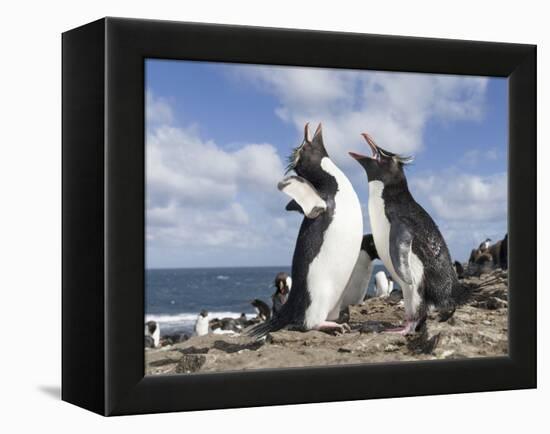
[
  {"x1": 248, "y1": 123, "x2": 363, "y2": 338},
  {"x1": 350, "y1": 133, "x2": 467, "y2": 334}
]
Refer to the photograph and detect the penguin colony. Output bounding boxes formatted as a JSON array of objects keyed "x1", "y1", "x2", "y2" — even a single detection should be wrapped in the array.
[{"x1": 150, "y1": 123, "x2": 507, "y2": 345}]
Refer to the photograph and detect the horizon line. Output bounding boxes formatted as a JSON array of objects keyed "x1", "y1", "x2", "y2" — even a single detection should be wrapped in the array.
[{"x1": 146, "y1": 264, "x2": 293, "y2": 271}]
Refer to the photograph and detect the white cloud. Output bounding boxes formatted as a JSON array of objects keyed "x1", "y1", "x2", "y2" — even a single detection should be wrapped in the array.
[
  {"x1": 410, "y1": 170, "x2": 507, "y2": 260},
  {"x1": 146, "y1": 125, "x2": 283, "y2": 209},
  {"x1": 461, "y1": 148, "x2": 501, "y2": 166},
  {"x1": 237, "y1": 66, "x2": 488, "y2": 168},
  {"x1": 411, "y1": 171, "x2": 507, "y2": 222}
]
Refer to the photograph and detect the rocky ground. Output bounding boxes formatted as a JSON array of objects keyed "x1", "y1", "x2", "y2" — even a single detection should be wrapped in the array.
[{"x1": 145, "y1": 269, "x2": 508, "y2": 375}]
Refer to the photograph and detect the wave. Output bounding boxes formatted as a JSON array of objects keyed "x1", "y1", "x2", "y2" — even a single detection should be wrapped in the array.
[
  {"x1": 145, "y1": 311, "x2": 254, "y2": 324},
  {"x1": 216, "y1": 275, "x2": 230, "y2": 280}
]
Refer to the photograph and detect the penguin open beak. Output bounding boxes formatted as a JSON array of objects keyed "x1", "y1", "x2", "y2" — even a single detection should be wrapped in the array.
[
  {"x1": 362, "y1": 133, "x2": 380, "y2": 158},
  {"x1": 349, "y1": 132, "x2": 379, "y2": 161},
  {"x1": 348, "y1": 151, "x2": 368, "y2": 160}
]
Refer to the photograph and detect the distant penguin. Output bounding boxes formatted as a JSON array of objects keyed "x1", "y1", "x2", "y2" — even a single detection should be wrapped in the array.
[
  {"x1": 251, "y1": 299, "x2": 271, "y2": 321},
  {"x1": 339, "y1": 234, "x2": 379, "y2": 308},
  {"x1": 238, "y1": 313, "x2": 248, "y2": 325},
  {"x1": 194, "y1": 310, "x2": 209, "y2": 336},
  {"x1": 479, "y1": 238, "x2": 492, "y2": 252},
  {"x1": 212, "y1": 317, "x2": 242, "y2": 333},
  {"x1": 350, "y1": 133, "x2": 467, "y2": 334},
  {"x1": 468, "y1": 248, "x2": 479, "y2": 264},
  {"x1": 475, "y1": 252, "x2": 494, "y2": 269},
  {"x1": 145, "y1": 320, "x2": 160, "y2": 348},
  {"x1": 249, "y1": 123, "x2": 363, "y2": 338},
  {"x1": 144, "y1": 336, "x2": 155, "y2": 349},
  {"x1": 374, "y1": 271, "x2": 391, "y2": 297},
  {"x1": 488, "y1": 234, "x2": 508, "y2": 269},
  {"x1": 272, "y1": 272, "x2": 292, "y2": 316},
  {"x1": 454, "y1": 261, "x2": 465, "y2": 278}
]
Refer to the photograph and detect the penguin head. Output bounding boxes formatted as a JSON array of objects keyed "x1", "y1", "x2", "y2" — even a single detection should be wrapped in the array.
[
  {"x1": 349, "y1": 133, "x2": 414, "y2": 186},
  {"x1": 146, "y1": 321, "x2": 157, "y2": 334},
  {"x1": 274, "y1": 272, "x2": 291, "y2": 294},
  {"x1": 199, "y1": 309, "x2": 209, "y2": 318},
  {"x1": 361, "y1": 234, "x2": 379, "y2": 260},
  {"x1": 286, "y1": 123, "x2": 330, "y2": 182}
]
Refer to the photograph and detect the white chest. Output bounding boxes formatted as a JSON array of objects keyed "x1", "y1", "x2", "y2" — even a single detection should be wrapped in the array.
[
  {"x1": 368, "y1": 181, "x2": 404, "y2": 287},
  {"x1": 195, "y1": 316, "x2": 209, "y2": 336},
  {"x1": 304, "y1": 158, "x2": 363, "y2": 327},
  {"x1": 340, "y1": 250, "x2": 374, "y2": 307},
  {"x1": 368, "y1": 180, "x2": 425, "y2": 317}
]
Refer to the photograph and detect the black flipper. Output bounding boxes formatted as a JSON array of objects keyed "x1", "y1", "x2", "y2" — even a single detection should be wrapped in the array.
[
  {"x1": 285, "y1": 200, "x2": 304, "y2": 214},
  {"x1": 389, "y1": 220, "x2": 414, "y2": 286}
]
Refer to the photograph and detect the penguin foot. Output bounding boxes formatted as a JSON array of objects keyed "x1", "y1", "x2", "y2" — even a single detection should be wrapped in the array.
[
  {"x1": 314, "y1": 321, "x2": 350, "y2": 335},
  {"x1": 384, "y1": 320, "x2": 420, "y2": 336}
]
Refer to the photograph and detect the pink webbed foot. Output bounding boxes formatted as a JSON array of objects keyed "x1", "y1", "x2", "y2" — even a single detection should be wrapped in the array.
[
  {"x1": 384, "y1": 320, "x2": 419, "y2": 336},
  {"x1": 313, "y1": 321, "x2": 351, "y2": 335}
]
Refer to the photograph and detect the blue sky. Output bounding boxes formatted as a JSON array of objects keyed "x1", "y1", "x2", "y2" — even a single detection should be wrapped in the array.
[{"x1": 146, "y1": 59, "x2": 507, "y2": 269}]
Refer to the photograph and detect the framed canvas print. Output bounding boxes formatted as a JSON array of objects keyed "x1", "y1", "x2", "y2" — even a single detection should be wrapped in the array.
[{"x1": 62, "y1": 17, "x2": 536, "y2": 416}]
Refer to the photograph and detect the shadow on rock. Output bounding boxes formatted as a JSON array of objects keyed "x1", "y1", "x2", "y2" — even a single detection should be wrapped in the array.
[
  {"x1": 213, "y1": 340, "x2": 264, "y2": 353},
  {"x1": 406, "y1": 327, "x2": 441, "y2": 355},
  {"x1": 176, "y1": 346, "x2": 210, "y2": 355}
]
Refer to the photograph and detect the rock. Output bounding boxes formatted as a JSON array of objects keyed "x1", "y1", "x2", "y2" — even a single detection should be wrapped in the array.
[
  {"x1": 359, "y1": 321, "x2": 391, "y2": 334},
  {"x1": 161, "y1": 334, "x2": 189, "y2": 346},
  {"x1": 212, "y1": 340, "x2": 264, "y2": 353},
  {"x1": 175, "y1": 354, "x2": 206, "y2": 373},
  {"x1": 387, "y1": 289, "x2": 404, "y2": 303},
  {"x1": 472, "y1": 297, "x2": 507, "y2": 310}
]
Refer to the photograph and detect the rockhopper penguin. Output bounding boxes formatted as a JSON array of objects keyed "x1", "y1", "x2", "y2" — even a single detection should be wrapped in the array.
[
  {"x1": 350, "y1": 133, "x2": 467, "y2": 334},
  {"x1": 249, "y1": 123, "x2": 363, "y2": 338},
  {"x1": 145, "y1": 321, "x2": 160, "y2": 348},
  {"x1": 194, "y1": 310, "x2": 209, "y2": 336},
  {"x1": 339, "y1": 234, "x2": 379, "y2": 308},
  {"x1": 272, "y1": 272, "x2": 292, "y2": 317}
]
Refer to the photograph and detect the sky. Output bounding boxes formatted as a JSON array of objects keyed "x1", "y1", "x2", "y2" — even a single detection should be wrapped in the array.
[{"x1": 145, "y1": 59, "x2": 507, "y2": 269}]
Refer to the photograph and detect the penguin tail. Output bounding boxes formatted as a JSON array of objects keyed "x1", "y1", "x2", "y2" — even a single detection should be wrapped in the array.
[{"x1": 246, "y1": 314, "x2": 289, "y2": 340}]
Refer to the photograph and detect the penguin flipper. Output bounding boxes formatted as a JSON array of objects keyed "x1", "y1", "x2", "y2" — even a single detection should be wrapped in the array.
[
  {"x1": 389, "y1": 220, "x2": 414, "y2": 286},
  {"x1": 285, "y1": 199, "x2": 304, "y2": 214},
  {"x1": 278, "y1": 176, "x2": 326, "y2": 219}
]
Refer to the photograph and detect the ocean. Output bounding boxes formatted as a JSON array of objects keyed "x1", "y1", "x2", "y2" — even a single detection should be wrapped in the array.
[{"x1": 146, "y1": 265, "x2": 386, "y2": 336}]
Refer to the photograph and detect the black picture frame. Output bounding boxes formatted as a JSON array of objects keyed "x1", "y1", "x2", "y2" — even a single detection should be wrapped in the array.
[{"x1": 62, "y1": 17, "x2": 536, "y2": 416}]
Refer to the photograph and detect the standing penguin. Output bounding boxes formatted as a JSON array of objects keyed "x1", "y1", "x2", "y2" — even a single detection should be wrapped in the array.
[
  {"x1": 249, "y1": 123, "x2": 363, "y2": 338},
  {"x1": 339, "y1": 234, "x2": 379, "y2": 308},
  {"x1": 478, "y1": 238, "x2": 492, "y2": 252},
  {"x1": 251, "y1": 299, "x2": 271, "y2": 321},
  {"x1": 349, "y1": 133, "x2": 466, "y2": 334},
  {"x1": 272, "y1": 272, "x2": 292, "y2": 317},
  {"x1": 374, "y1": 271, "x2": 391, "y2": 297},
  {"x1": 144, "y1": 320, "x2": 160, "y2": 348},
  {"x1": 194, "y1": 310, "x2": 210, "y2": 336}
]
